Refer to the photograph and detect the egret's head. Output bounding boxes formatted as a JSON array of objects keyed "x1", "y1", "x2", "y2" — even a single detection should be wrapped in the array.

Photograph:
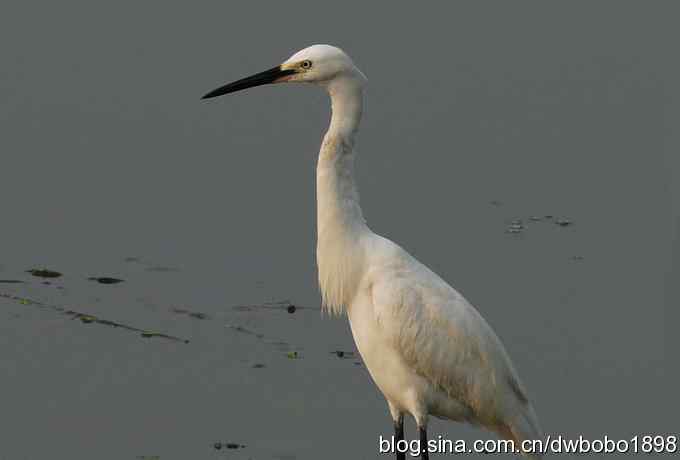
[{"x1": 201, "y1": 44, "x2": 365, "y2": 100}]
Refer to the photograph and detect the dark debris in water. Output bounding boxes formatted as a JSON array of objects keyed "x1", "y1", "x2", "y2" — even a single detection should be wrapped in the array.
[
  {"x1": 332, "y1": 350, "x2": 357, "y2": 359},
  {"x1": 0, "y1": 292, "x2": 189, "y2": 344},
  {"x1": 88, "y1": 277, "x2": 124, "y2": 284},
  {"x1": 232, "y1": 300, "x2": 318, "y2": 313},
  {"x1": 252, "y1": 363, "x2": 266, "y2": 369},
  {"x1": 140, "y1": 330, "x2": 186, "y2": 342},
  {"x1": 26, "y1": 268, "x2": 62, "y2": 278},
  {"x1": 171, "y1": 307, "x2": 209, "y2": 320},
  {"x1": 503, "y1": 215, "x2": 574, "y2": 235},
  {"x1": 225, "y1": 323, "x2": 298, "y2": 353},
  {"x1": 225, "y1": 323, "x2": 265, "y2": 339},
  {"x1": 213, "y1": 442, "x2": 246, "y2": 450},
  {"x1": 0, "y1": 279, "x2": 25, "y2": 284}
]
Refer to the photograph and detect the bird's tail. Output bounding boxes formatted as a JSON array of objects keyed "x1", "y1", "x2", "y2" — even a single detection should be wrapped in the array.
[{"x1": 502, "y1": 403, "x2": 545, "y2": 460}]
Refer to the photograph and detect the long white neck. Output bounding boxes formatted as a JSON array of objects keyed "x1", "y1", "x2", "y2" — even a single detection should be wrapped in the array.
[{"x1": 316, "y1": 74, "x2": 369, "y2": 314}]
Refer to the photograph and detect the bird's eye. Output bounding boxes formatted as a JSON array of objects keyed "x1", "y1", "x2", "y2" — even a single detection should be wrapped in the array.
[{"x1": 301, "y1": 60, "x2": 312, "y2": 69}]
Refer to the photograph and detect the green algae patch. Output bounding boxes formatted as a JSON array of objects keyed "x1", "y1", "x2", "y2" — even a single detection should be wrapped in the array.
[{"x1": 75, "y1": 314, "x2": 97, "y2": 324}]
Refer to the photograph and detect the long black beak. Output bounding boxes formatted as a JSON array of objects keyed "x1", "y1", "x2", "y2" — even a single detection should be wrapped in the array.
[{"x1": 201, "y1": 65, "x2": 296, "y2": 100}]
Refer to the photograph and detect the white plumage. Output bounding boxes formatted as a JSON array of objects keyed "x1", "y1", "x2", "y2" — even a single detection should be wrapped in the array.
[{"x1": 203, "y1": 44, "x2": 543, "y2": 460}]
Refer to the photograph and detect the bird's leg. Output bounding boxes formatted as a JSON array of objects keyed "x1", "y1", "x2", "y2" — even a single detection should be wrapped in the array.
[
  {"x1": 394, "y1": 415, "x2": 405, "y2": 460},
  {"x1": 418, "y1": 425, "x2": 429, "y2": 460}
]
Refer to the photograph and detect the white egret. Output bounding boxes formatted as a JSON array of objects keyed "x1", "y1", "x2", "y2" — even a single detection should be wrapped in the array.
[{"x1": 202, "y1": 45, "x2": 543, "y2": 460}]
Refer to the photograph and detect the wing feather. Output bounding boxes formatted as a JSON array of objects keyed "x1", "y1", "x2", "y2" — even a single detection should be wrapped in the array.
[{"x1": 368, "y1": 238, "x2": 541, "y2": 437}]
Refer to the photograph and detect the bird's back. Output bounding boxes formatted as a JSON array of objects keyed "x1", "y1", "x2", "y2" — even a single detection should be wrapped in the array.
[{"x1": 351, "y1": 233, "x2": 543, "y2": 455}]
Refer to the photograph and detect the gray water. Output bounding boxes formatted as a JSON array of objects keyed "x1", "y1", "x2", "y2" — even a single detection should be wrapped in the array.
[{"x1": 1, "y1": 1, "x2": 676, "y2": 459}]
